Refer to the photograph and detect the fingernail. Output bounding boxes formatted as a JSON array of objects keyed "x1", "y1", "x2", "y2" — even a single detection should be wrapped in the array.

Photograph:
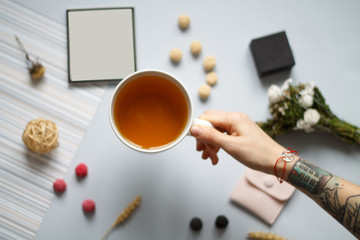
[{"x1": 190, "y1": 126, "x2": 201, "y2": 137}]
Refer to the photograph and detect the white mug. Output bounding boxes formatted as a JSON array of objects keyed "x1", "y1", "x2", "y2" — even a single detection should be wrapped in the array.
[{"x1": 109, "y1": 69, "x2": 212, "y2": 153}]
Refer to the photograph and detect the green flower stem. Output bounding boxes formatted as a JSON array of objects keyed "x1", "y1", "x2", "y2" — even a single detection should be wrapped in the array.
[
  {"x1": 257, "y1": 118, "x2": 360, "y2": 145},
  {"x1": 317, "y1": 117, "x2": 360, "y2": 144}
]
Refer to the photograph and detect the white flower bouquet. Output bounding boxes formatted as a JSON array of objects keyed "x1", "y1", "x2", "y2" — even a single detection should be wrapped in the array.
[{"x1": 257, "y1": 79, "x2": 360, "y2": 144}]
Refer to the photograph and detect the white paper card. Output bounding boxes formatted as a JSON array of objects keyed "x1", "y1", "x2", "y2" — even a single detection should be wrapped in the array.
[{"x1": 67, "y1": 8, "x2": 136, "y2": 82}]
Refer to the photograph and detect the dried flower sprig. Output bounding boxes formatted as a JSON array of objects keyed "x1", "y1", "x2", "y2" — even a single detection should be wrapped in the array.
[
  {"x1": 15, "y1": 35, "x2": 45, "y2": 80},
  {"x1": 102, "y1": 196, "x2": 142, "y2": 240},
  {"x1": 257, "y1": 79, "x2": 360, "y2": 144},
  {"x1": 248, "y1": 231, "x2": 288, "y2": 240}
]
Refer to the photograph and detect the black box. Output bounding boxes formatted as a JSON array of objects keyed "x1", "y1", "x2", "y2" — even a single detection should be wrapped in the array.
[{"x1": 250, "y1": 31, "x2": 295, "y2": 77}]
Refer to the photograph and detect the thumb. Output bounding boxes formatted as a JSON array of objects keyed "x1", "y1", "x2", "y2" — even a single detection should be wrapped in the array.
[{"x1": 190, "y1": 125, "x2": 229, "y2": 149}]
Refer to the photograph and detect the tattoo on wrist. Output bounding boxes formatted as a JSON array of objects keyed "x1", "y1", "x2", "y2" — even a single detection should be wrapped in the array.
[
  {"x1": 287, "y1": 158, "x2": 332, "y2": 194},
  {"x1": 288, "y1": 158, "x2": 360, "y2": 238}
]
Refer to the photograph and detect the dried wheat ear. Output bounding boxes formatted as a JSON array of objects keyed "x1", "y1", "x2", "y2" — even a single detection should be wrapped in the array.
[
  {"x1": 248, "y1": 231, "x2": 288, "y2": 240},
  {"x1": 102, "y1": 196, "x2": 142, "y2": 240}
]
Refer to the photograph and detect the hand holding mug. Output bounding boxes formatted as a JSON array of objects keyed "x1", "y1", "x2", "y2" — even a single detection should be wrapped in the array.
[{"x1": 190, "y1": 110, "x2": 286, "y2": 173}]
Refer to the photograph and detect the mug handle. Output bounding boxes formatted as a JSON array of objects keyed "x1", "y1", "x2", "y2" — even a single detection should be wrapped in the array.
[{"x1": 187, "y1": 118, "x2": 214, "y2": 135}]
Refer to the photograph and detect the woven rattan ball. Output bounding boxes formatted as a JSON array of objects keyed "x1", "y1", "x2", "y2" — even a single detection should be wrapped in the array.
[{"x1": 22, "y1": 118, "x2": 59, "y2": 154}]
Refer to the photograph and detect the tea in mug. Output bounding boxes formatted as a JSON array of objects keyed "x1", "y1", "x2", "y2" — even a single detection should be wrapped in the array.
[{"x1": 113, "y1": 75, "x2": 189, "y2": 149}]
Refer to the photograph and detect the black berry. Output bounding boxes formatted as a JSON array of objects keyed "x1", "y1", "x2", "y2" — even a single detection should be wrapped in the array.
[
  {"x1": 215, "y1": 215, "x2": 228, "y2": 229},
  {"x1": 190, "y1": 217, "x2": 202, "y2": 231}
]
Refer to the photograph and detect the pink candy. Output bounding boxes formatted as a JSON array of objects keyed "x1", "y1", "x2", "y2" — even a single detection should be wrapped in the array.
[
  {"x1": 53, "y1": 179, "x2": 66, "y2": 193},
  {"x1": 75, "y1": 163, "x2": 88, "y2": 177},
  {"x1": 82, "y1": 199, "x2": 96, "y2": 212}
]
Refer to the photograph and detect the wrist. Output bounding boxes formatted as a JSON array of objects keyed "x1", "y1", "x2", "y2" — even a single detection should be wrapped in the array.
[
  {"x1": 283, "y1": 155, "x2": 299, "y2": 181},
  {"x1": 264, "y1": 144, "x2": 287, "y2": 175},
  {"x1": 272, "y1": 147, "x2": 299, "y2": 183}
]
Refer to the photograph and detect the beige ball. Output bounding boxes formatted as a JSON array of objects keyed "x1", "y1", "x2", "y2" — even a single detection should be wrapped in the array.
[
  {"x1": 190, "y1": 41, "x2": 202, "y2": 56},
  {"x1": 178, "y1": 15, "x2": 190, "y2": 30},
  {"x1": 203, "y1": 55, "x2": 216, "y2": 72},
  {"x1": 22, "y1": 118, "x2": 59, "y2": 154},
  {"x1": 198, "y1": 84, "x2": 211, "y2": 100},
  {"x1": 206, "y1": 72, "x2": 218, "y2": 86},
  {"x1": 170, "y1": 48, "x2": 182, "y2": 63}
]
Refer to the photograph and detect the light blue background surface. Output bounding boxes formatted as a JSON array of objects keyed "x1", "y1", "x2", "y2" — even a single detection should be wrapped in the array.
[{"x1": 13, "y1": 0, "x2": 360, "y2": 239}]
